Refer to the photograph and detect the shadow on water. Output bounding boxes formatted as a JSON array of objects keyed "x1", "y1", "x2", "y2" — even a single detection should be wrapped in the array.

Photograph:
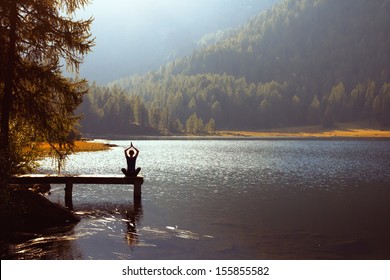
[{"x1": 0, "y1": 199, "x2": 144, "y2": 260}]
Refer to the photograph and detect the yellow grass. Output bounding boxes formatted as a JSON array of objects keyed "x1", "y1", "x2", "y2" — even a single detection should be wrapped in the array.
[
  {"x1": 38, "y1": 140, "x2": 110, "y2": 155},
  {"x1": 73, "y1": 141, "x2": 111, "y2": 152},
  {"x1": 218, "y1": 123, "x2": 390, "y2": 138}
]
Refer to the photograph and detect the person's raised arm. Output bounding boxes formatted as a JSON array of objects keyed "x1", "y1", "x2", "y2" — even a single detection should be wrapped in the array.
[
  {"x1": 125, "y1": 142, "x2": 139, "y2": 157},
  {"x1": 133, "y1": 145, "x2": 139, "y2": 156},
  {"x1": 124, "y1": 147, "x2": 131, "y2": 158}
]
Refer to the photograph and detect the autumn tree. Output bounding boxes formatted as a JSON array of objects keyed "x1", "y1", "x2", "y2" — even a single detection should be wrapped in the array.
[{"x1": 0, "y1": 0, "x2": 94, "y2": 177}]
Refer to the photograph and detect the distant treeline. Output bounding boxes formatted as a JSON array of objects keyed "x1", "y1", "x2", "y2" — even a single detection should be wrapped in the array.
[{"x1": 78, "y1": 0, "x2": 390, "y2": 135}]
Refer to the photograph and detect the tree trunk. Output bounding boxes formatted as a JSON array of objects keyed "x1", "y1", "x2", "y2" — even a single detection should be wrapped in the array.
[{"x1": 0, "y1": 1, "x2": 17, "y2": 175}]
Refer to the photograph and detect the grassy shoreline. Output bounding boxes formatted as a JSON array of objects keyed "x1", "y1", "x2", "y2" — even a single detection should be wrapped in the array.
[
  {"x1": 66, "y1": 123, "x2": 390, "y2": 145},
  {"x1": 29, "y1": 125, "x2": 390, "y2": 160},
  {"x1": 73, "y1": 141, "x2": 112, "y2": 152},
  {"x1": 218, "y1": 123, "x2": 390, "y2": 138},
  {"x1": 38, "y1": 140, "x2": 111, "y2": 155}
]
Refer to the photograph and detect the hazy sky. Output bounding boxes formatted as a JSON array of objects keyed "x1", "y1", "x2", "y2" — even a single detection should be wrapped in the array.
[{"x1": 74, "y1": 0, "x2": 279, "y2": 83}]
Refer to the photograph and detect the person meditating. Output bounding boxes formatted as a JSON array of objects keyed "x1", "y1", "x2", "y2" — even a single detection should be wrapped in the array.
[{"x1": 122, "y1": 142, "x2": 141, "y2": 177}]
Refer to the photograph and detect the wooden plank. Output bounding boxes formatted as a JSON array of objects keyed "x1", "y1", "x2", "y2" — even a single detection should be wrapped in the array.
[
  {"x1": 10, "y1": 174, "x2": 144, "y2": 185},
  {"x1": 10, "y1": 174, "x2": 144, "y2": 209}
]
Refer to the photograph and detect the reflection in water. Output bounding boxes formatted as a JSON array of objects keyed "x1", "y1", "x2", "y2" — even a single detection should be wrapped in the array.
[
  {"x1": 122, "y1": 198, "x2": 214, "y2": 249},
  {"x1": 72, "y1": 199, "x2": 146, "y2": 258},
  {"x1": 124, "y1": 198, "x2": 143, "y2": 247},
  {"x1": 1, "y1": 199, "x2": 145, "y2": 259}
]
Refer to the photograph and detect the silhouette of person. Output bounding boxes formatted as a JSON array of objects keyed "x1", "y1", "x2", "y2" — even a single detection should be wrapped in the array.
[{"x1": 121, "y1": 142, "x2": 141, "y2": 177}]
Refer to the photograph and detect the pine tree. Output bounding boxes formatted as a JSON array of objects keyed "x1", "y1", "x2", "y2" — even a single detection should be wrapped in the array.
[
  {"x1": 185, "y1": 113, "x2": 198, "y2": 134},
  {"x1": 0, "y1": 0, "x2": 94, "y2": 176},
  {"x1": 205, "y1": 118, "x2": 216, "y2": 134}
]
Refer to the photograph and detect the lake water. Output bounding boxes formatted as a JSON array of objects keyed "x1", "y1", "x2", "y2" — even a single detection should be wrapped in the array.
[{"x1": 2, "y1": 139, "x2": 390, "y2": 259}]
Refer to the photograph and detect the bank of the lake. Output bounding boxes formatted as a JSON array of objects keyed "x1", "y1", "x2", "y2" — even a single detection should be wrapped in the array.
[
  {"x1": 218, "y1": 123, "x2": 390, "y2": 138},
  {"x1": 0, "y1": 141, "x2": 110, "y2": 232},
  {"x1": 38, "y1": 140, "x2": 111, "y2": 155},
  {"x1": 81, "y1": 123, "x2": 390, "y2": 140}
]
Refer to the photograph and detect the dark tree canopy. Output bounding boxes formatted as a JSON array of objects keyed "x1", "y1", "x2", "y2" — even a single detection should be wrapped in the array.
[{"x1": 0, "y1": 0, "x2": 94, "y2": 175}]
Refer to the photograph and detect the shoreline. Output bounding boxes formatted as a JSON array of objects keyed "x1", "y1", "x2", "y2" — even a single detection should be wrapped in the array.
[
  {"x1": 38, "y1": 140, "x2": 111, "y2": 154},
  {"x1": 80, "y1": 123, "x2": 390, "y2": 141},
  {"x1": 217, "y1": 128, "x2": 390, "y2": 139},
  {"x1": 218, "y1": 122, "x2": 390, "y2": 138}
]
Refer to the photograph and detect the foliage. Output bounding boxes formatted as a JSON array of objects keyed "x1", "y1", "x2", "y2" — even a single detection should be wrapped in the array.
[
  {"x1": 79, "y1": 0, "x2": 390, "y2": 135},
  {"x1": 0, "y1": 0, "x2": 94, "y2": 176}
]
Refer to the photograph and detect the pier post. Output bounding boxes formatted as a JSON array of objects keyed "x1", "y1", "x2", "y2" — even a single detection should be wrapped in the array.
[{"x1": 64, "y1": 181, "x2": 73, "y2": 210}]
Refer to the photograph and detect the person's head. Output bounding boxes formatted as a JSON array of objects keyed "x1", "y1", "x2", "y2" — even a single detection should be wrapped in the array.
[{"x1": 129, "y1": 150, "x2": 135, "y2": 157}]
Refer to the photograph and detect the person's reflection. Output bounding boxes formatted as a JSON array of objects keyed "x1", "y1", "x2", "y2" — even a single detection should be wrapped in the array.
[{"x1": 124, "y1": 198, "x2": 143, "y2": 246}]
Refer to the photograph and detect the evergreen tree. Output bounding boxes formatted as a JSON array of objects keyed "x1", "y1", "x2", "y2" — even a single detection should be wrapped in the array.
[
  {"x1": 0, "y1": 0, "x2": 94, "y2": 176},
  {"x1": 186, "y1": 113, "x2": 198, "y2": 134},
  {"x1": 205, "y1": 118, "x2": 216, "y2": 134}
]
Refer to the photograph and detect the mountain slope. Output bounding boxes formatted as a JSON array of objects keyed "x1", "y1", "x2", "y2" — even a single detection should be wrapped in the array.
[
  {"x1": 78, "y1": 0, "x2": 279, "y2": 84},
  {"x1": 170, "y1": 0, "x2": 390, "y2": 90},
  {"x1": 80, "y1": 0, "x2": 390, "y2": 135}
]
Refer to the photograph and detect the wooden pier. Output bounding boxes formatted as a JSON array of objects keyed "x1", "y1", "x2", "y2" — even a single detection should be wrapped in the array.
[{"x1": 10, "y1": 174, "x2": 144, "y2": 209}]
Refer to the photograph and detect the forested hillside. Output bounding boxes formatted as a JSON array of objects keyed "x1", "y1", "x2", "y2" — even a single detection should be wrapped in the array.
[
  {"x1": 79, "y1": 0, "x2": 390, "y2": 135},
  {"x1": 79, "y1": 0, "x2": 279, "y2": 83}
]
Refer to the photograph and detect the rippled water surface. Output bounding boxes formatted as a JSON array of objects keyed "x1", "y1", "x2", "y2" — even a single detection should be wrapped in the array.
[{"x1": 2, "y1": 139, "x2": 390, "y2": 259}]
